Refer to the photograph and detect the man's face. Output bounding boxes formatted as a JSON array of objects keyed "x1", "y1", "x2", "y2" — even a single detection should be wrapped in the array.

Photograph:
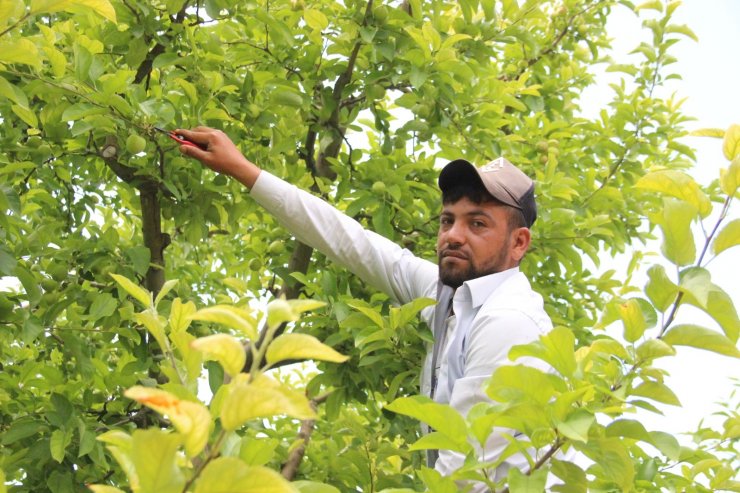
[{"x1": 436, "y1": 197, "x2": 524, "y2": 288}]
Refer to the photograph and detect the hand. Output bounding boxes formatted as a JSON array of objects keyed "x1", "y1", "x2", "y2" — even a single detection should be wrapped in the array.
[{"x1": 175, "y1": 126, "x2": 261, "y2": 188}]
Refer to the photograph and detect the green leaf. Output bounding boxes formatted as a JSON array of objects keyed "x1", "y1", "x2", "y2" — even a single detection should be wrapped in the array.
[
  {"x1": 578, "y1": 438, "x2": 634, "y2": 490},
  {"x1": 125, "y1": 246, "x2": 151, "y2": 276},
  {"x1": 662, "y1": 324, "x2": 740, "y2": 358},
  {"x1": 240, "y1": 437, "x2": 278, "y2": 466},
  {"x1": 645, "y1": 264, "x2": 679, "y2": 312},
  {"x1": 220, "y1": 374, "x2": 316, "y2": 431},
  {"x1": 266, "y1": 333, "x2": 348, "y2": 365},
  {"x1": 722, "y1": 124, "x2": 740, "y2": 160},
  {"x1": 636, "y1": 339, "x2": 676, "y2": 361},
  {"x1": 711, "y1": 218, "x2": 740, "y2": 255},
  {"x1": 556, "y1": 409, "x2": 594, "y2": 443},
  {"x1": 194, "y1": 457, "x2": 298, "y2": 493},
  {"x1": 631, "y1": 381, "x2": 681, "y2": 406},
  {"x1": 508, "y1": 326, "x2": 576, "y2": 377},
  {"x1": 605, "y1": 419, "x2": 653, "y2": 443},
  {"x1": 679, "y1": 267, "x2": 712, "y2": 308},
  {"x1": 649, "y1": 431, "x2": 680, "y2": 461},
  {"x1": 508, "y1": 467, "x2": 548, "y2": 493},
  {"x1": 14, "y1": 265, "x2": 41, "y2": 305},
  {"x1": 50, "y1": 428, "x2": 72, "y2": 463},
  {"x1": 189, "y1": 305, "x2": 257, "y2": 340},
  {"x1": 30, "y1": 0, "x2": 117, "y2": 22},
  {"x1": 408, "y1": 431, "x2": 471, "y2": 454},
  {"x1": 110, "y1": 273, "x2": 152, "y2": 308},
  {"x1": 346, "y1": 300, "x2": 385, "y2": 328},
  {"x1": 11, "y1": 104, "x2": 38, "y2": 127},
  {"x1": 385, "y1": 396, "x2": 467, "y2": 446},
  {"x1": 636, "y1": 170, "x2": 711, "y2": 218},
  {"x1": 131, "y1": 429, "x2": 184, "y2": 493},
  {"x1": 550, "y1": 459, "x2": 587, "y2": 493},
  {"x1": 89, "y1": 293, "x2": 117, "y2": 320},
  {"x1": 293, "y1": 481, "x2": 340, "y2": 493},
  {"x1": 191, "y1": 334, "x2": 246, "y2": 378}
]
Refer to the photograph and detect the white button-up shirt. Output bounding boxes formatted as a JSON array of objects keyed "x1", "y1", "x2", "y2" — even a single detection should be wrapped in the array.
[{"x1": 250, "y1": 171, "x2": 553, "y2": 488}]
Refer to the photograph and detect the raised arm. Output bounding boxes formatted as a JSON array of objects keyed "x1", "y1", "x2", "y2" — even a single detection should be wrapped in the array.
[{"x1": 176, "y1": 127, "x2": 438, "y2": 306}]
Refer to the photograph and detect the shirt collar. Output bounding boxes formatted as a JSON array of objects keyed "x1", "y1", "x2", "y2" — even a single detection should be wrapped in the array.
[{"x1": 454, "y1": 266, "x2": 520, "y2": 309}]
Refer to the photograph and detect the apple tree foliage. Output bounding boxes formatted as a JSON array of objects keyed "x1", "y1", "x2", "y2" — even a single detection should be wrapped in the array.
[{"x1": 0, "y1": 0, "x2": 738, "y2": 491}]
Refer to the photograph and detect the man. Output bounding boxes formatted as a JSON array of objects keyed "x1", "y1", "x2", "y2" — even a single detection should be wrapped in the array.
[{"x1": 176, "y1": 127, "x2": 553, "y2": 489}]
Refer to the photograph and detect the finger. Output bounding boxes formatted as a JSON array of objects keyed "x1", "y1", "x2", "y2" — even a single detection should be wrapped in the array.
[
  {"x1": 175, "y1": 128, "x2": 210, "y2": 146},
  {"x1": 179, "y1": 143, "x2": 210, "y2": 161}
]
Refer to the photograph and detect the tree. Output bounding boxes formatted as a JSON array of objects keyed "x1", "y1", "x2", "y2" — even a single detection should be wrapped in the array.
[{"x1": 0, "y1": 0, "x2": 737, "y2": 491}]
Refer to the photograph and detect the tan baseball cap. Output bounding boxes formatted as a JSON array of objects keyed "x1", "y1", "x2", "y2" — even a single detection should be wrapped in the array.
[{"x1": 438, "y1": 157, "x2": 537, "y2": 227}]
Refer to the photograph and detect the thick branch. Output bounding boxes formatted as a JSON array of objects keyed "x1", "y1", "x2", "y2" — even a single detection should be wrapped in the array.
[{"x1": 138, "y1": 181, "x2": 169, "y2": 296}]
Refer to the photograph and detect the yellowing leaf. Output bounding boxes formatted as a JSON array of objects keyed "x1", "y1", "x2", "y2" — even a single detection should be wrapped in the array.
[
  {"x1": 220, "y1": 374, "x2": 315, "y2": 431},
  {"x1": 663, "y1": 324, "x2": 740, "y2": 358},
  {"x1": 154, "y1": 279, "x2": 178, "y2": 307},
  {"x1": 190, "y1": 333, "x2": 245, "y2": 378},
  {"x1": 30, "y1": 0, "x2": 117, "y2": 23},
  {"x1": 134, "y1": 311, "x2": 168, "y2": 351},
  {"x1": 194, "y1": 457, "x2": 299, "y2": 493},
  {"x1": 266, "y1": 333, "x2": 348, "y2": 365},
  {"x1": 189, "y1": 305, "x2": 257, "y2": 340},
  {"x1": 652, "y1": 198, "x2": 697, "y2": 266},
  {"x1": 689, "y1": 127, "x2": 724, "y2": 138},
  {"x1": 87, "y1": 486, "x2": 126, "y2": 493},
  {"x1": 720, "y1": 156, "x2": 740, "y2": 196},
  {"x1": 124, "y1": 386, "x2": 211, "y2": 457},
  {"x1": 303, "y1": 9, "x2": 328, "y2": 31},
  {"x1": 131, "y1": 429, "x2": 184, "y2": 493},
  {"x1": 711, "y1": 219, "x2": 740, "y2": 255},
  {"x1": 169, "y1": 297, "x2": 196, "y2": 333},
  {"x1": 723, "y1": 124, "x2": 740, "y2": 161},
  {"x1": 618, "y1": 299, "x2": 647, "y2": 343},
  {"x1": 636, "y1": 170, "x2": 711, "y2": 217},
  {"x1": 0, "y1": 39, "x2": 40, "y2": 68},
  {"x1": 110, "y1": 273, "x2": 152, "y2": 308}
]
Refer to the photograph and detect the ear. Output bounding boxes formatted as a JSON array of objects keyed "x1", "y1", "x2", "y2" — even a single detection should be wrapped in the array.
[{"x1": 510, "y1": 227, "x2": 531, "y2": 263}]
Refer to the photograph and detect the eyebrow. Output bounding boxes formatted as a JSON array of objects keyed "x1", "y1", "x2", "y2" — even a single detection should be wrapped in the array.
[{"x1": 439, "y1": 209, "x2": 495, "y2": 221}]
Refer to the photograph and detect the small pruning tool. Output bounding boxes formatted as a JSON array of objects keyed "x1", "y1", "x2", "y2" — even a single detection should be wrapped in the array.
[{"x1": 153, "y1": 127, "x2": 208, "y2": 150}]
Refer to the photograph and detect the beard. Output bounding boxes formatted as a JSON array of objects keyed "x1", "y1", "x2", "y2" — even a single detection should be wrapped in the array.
[{"x1": 437, "y1": 239, "x2": 511, "y2": 289}]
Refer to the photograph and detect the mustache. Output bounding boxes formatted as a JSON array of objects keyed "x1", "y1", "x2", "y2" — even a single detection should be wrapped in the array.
[{"x1": 439, "y1": 247, "x2": 469, "y2": 260}]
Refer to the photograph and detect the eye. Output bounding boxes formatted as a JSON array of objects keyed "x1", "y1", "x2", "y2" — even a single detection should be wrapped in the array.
[{"x1": 471, "y1": 220, "x2": 486, "y2": 228}]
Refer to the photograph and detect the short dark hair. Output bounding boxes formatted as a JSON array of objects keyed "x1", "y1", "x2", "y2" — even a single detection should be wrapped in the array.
[{"x1": 442, "y1": 183, "x2": 527, "y2": 232}]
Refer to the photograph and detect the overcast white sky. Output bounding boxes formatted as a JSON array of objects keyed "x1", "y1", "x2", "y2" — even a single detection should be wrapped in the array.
[{"x1": 588, "y1": 0, "x2": 740, "y2": 436}]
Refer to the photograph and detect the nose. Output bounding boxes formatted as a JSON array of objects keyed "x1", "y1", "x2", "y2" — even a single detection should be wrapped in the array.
[{"x1": 442, "y1": 220, "x2": 466, "y2": 247}]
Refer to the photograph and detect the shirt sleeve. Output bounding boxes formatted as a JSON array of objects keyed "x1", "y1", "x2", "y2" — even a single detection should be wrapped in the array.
[
  {"x1": 249, "y1": 171, "x2": 438, "y2": 306},
  {"x1": 435, "y1": 309, "x2": 550, "y2": 484}
]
